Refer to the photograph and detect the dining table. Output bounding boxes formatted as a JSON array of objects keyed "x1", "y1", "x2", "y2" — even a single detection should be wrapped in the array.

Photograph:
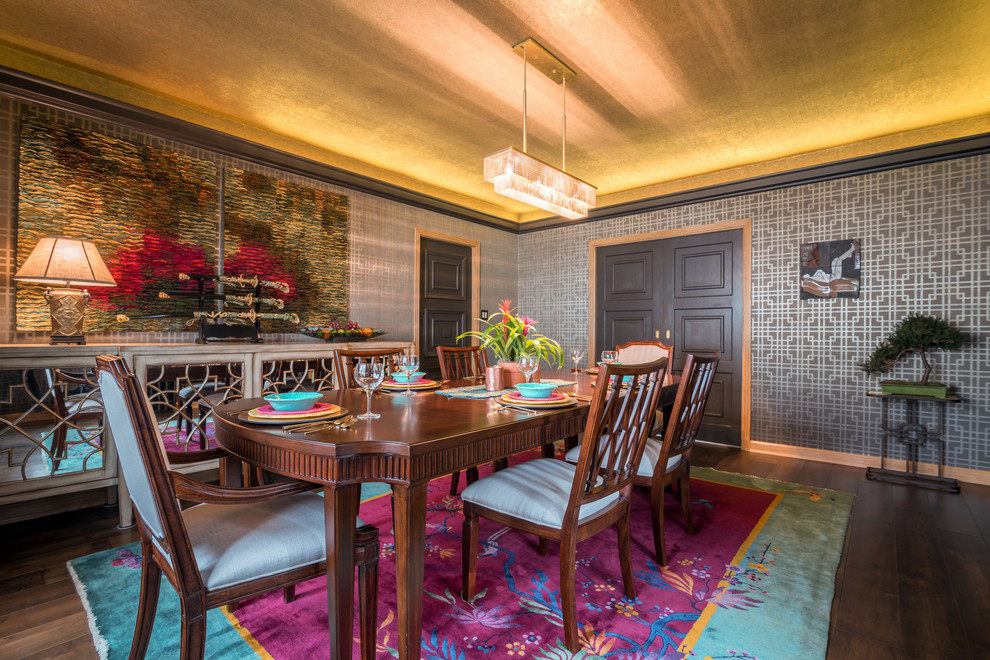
[{"x1": 212, "y1": 367, "x2": 679, "y2": 660}]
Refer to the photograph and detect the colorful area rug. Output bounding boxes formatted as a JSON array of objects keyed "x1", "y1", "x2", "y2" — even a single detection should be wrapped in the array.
[{"x1": 68, "y1": 461, "x2": 853, "y2": 659}]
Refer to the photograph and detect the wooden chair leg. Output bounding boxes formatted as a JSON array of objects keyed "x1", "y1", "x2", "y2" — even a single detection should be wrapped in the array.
[
  {"x1": 680, "y1": 470, "x2": 695, "y2": 534},
  {"x1": 179, "y1": 598, "x2": 207, "y2": 660},
  {"x1": 462, "y1": 507, "x2": 479, "y2": 600},
  {"x1": 559, "y1": 533, "x2": 580, "y2": 653},
  {"x1": 538, "y1": 537, "x2": 551, "y2": 556},
  {"x1": 467, "y1": 465, "x2": 481, "y2": 484},
  {"x1": 282, "y1": 585, "x2": 296, "y2": 603},
  {"x1": 449, "y1": 470, "x2": 461, "y2": 495},
  {"x1": 355, "y1": 524, "x2": 380, "y2": 660},
  {"x1": 651, "y1": 482, "x2": 668, "y2": 566},
  {"x1": 617, "y1": 506, "x2": 636, "y2": 599},
  {"x1": 130, "y1": 540, "x2": 162, "y2": 660}
]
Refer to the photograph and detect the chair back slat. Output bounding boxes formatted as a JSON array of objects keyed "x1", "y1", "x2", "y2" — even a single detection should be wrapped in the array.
[
  {"x1": 333, "y1": 349, "x2": 404, "y2": 389},
  {"x1": 615, "y1": 341, "x2": 673, "y2": 365},
  {"x1": 662, "y1": 353, "x2": 720, "y2": 459},
  {"x1": 570, "y1": 359, "x2": 668, "y2": 512},
  {"x1": 436, "y1": 345, "x2": 488, "y2": 380}
]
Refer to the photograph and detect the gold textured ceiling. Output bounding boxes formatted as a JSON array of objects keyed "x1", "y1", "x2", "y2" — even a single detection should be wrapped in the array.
[{"x1": 1, "y1": 0, "x2": 989, "y2": 224}]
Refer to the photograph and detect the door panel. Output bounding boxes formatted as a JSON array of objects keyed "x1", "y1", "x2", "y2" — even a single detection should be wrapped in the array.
[
  {"x1": 606, "y1": 313, "x2": 654, "y2": 348},
  {"x1": 597, "y1": 229, "x2": 743, "y2": 446},
  {"x1": 674, "y1": 309, "x2": 732, "y2": 360},
  {"x1": 419, "y1": 238, "x2": 472, "y2": 377},
  {"x1": 674, "y1": 243, "x2": 733, "y2": 296}
]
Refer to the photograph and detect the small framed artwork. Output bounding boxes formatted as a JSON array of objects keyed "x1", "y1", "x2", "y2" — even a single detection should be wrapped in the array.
[{"x1": 800, "y1": 239, "x2": 861, "y2": 299}]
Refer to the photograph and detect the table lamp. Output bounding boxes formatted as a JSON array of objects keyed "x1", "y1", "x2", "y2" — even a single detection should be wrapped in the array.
[{"x1": 13, "y1": 236, "x2": 117, "y2": 345}]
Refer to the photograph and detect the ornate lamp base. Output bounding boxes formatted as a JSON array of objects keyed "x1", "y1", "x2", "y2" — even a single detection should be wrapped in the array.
[{"x1": 45, "y1": 287, "x2": 90, "y2": 345}]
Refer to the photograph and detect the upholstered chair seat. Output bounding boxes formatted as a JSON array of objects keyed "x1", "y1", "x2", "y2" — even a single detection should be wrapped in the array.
[
  {"x1": 182, "y1": 492, "x2": 343, "y2": 591},
  {"x1": 460, "y1": 458, "x2": 619, "y2": 529}
]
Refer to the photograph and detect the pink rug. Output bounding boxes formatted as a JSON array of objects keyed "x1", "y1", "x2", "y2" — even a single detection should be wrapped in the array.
[{"x1": 225, "y1": 456, "x2": 777, "y2": 658}]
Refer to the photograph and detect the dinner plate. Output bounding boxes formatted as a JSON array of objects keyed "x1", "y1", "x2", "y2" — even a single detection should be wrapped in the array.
[
  {"x1": 380, "y1": 379, "x2": 440, "y2": 390},
  {"x1": 239, "y1": 407, "x2": 348, "y2": 425},
  {"x1": 497, "y1": 393, "x2": 577, "y2": 409}
]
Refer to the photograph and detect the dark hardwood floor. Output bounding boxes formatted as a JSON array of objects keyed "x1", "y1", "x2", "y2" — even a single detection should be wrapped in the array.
[{"x1": 1, "y1": 445, "x2": 988, "y2": 659}]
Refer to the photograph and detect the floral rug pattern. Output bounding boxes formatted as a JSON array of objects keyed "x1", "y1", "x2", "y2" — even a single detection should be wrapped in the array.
[{"x1": 69, "y1": 461, "x2": 853, "y2": 660}]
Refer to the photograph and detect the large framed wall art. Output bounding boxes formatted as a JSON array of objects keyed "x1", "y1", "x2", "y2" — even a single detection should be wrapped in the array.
[{"x1": 16, "y1": 117, "x2": 348, "y2": 334}]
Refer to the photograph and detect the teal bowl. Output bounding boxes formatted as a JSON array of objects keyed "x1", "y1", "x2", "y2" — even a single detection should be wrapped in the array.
[
  {"x1": 264, "y1": 392, "x2": 322, "y2": 412},
  {"x1": 514, "y1": 382, "x2": 556, "y2": 399},
  {"x1": 391, "y1": 371, "x2": 426, "y2": 383}
]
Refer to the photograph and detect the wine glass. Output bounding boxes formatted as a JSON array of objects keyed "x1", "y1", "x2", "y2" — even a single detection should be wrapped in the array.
[
  {"x1": 354, "y1": 360, "x2": 386, "y2": 419},
  {"x1": 398, "y1": 354, "x2": 420, "y2": 395},
  {"x1": 518, "y1": 353, "x2": 539, "y2": 384},
  {"x1": 569, "y1": 348, "x2": 585, "y2": 372},
  {"x1": 600, "y1": 350, "x2": 617, "y2": 371}
]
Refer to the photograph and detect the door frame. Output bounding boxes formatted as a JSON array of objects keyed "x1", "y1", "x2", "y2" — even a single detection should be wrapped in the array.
[
  {"x1": 588, "y1": 218, "x2": 752, "y2": 449},
  {"x1": 414, "y1": 229, "x2": 481, "y2": 355}
]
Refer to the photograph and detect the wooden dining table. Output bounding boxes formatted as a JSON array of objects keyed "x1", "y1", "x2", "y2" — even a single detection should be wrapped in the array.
[{"x1": 212, "y1": 368, "x2": 678, "y2": 660}]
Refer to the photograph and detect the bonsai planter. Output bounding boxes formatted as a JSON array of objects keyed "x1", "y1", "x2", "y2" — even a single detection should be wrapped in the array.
[{"x1": 879, "y1": 381, "x2": 948, "y2": 398}]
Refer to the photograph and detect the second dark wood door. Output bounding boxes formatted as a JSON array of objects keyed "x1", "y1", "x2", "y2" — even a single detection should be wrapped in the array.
[{"x1": 419, "y1": 237, "x2": 473, "y2": 378}]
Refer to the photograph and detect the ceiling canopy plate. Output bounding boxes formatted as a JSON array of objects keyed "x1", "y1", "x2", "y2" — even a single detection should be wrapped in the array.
[{"x1": 511, "y1": 37, "x2": 575, "y2": 84}]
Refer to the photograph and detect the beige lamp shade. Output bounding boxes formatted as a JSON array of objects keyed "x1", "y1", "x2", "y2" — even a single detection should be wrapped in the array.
[{"x1": 14, "y1": 236, "x2": 116, "y2": 287}]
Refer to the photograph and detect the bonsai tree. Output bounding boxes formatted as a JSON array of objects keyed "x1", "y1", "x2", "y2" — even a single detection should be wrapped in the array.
[{"x1": 858, "y1": 313, "x2": 969, "y2": 383}]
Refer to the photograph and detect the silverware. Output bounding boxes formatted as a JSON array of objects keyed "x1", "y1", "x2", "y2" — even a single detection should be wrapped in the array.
[
  {"x1": 339, "y1": 417, "x2": 358, "y2": 428},
  {"x1": 489, "y1": 400, "x2": 538, "y2": 415}
]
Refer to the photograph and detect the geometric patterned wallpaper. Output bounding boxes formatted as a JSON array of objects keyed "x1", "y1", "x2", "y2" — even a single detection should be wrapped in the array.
[{"x1": 521, "y1": 155, "x2": 989, "y2": 472}]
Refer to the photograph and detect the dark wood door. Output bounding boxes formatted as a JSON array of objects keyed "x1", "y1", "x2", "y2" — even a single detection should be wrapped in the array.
[
  {"x1": 419, "y1": 238, "x2": 473, "y2": 378},
  {"x1": 597, "y1": 229, "x2": 743, "y2": 446}
]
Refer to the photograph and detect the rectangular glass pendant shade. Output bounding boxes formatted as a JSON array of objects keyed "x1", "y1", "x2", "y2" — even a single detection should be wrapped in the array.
[{"x1": 483, "y1": 147, "x2": 596, "y2": 220}]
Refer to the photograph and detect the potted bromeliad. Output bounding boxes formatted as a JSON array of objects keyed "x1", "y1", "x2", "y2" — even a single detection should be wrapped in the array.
[
  {"x1": 456, "y1": 299, "x2": 563, "y2": 386},
  {"x1": 858, "y1": 313, "x2": 969, "y2": 398}
]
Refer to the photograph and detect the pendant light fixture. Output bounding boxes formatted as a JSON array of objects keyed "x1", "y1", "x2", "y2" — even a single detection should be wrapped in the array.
[{"x1": 483, "y1": 38, "x2": 596, "y2": 220}]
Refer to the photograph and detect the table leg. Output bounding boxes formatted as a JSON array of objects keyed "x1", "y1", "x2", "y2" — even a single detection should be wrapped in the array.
[
  {"x1": 392, "y1": 482, "x2": 428, "y2": 660},
  {"x1": 325, "y1": 483, "x2": 359, "y2": 660}
]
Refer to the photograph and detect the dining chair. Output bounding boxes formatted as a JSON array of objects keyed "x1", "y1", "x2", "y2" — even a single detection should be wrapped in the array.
[
  {"x1": 614, "y1": 340, "x2": 673, "y2": 365},
  {"x1": 436, "y1": 345, "x2": 491, "y2": 494},
  {"x1": 95, "y1": 354, "x2": 380, "y2": 660},
  {"x1": 46, "y1": 368, "x2": 104, "y2": 470},
  {"x1": 461, "y1": 358, "x2": 668, "y2": 653},
  {"x1": 636, "y1": 352, "x2": 719, "y2": 565},
  {"x1": 333, "y1": 348, "x2": 405, "y2": 389}
]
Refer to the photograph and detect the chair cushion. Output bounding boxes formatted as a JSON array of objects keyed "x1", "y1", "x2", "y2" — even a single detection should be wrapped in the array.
[
  {"x1": 460, "y1": 458, "x2": 619, "y2": 529},
  {"x1": 182, "y1": 491, "x2": 364, "y2": 591},
  {"x1": 563, "y1": 437, "x2": 682, "y2": 477}
]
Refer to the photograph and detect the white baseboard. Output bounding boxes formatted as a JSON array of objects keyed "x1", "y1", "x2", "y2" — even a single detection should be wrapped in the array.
[{"x1": 746, "y1": 441, "x2": 990, "y2": 487}]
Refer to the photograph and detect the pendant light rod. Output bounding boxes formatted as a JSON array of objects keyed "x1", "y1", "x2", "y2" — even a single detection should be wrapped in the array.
[
  {"x1": 562, "y1": 76, "x2": 566, "y2": 171},
  {"x1": 522, "y1": 43, "x2": 527, "y2": 153}
]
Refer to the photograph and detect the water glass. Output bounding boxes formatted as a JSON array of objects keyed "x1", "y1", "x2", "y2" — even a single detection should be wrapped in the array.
[
  {"x1": 354, "y1": 360, "x2": 386, "y2": 419},
  {"x1": 398, "y1": 354, "x2": 420, "y2": 395},
  {"x1": 518, "y1": 354, "x2": 539, "y2": 384}
]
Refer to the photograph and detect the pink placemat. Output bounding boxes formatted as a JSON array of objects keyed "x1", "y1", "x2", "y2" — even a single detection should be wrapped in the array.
[
  {"x1": 507, "y1": 391, "x2": 566, "y2": 402},
  {"x1": 254, "y1": 402, "x2": 334, "y2": 416}
]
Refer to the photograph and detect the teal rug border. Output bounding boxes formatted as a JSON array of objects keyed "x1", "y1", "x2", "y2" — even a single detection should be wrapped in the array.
[{"x1": 682, "y1": 467, "x2": 855, "y2": 660}]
